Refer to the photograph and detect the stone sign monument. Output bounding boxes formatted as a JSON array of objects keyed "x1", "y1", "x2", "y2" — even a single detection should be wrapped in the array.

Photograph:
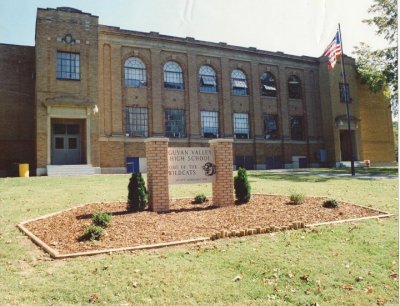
[
  {"x1": 168, "y1": 147, "x2": 216, "y2": 184},
  {"x1": 145, "y1": 138, "x2": 233, "y2": 212}
]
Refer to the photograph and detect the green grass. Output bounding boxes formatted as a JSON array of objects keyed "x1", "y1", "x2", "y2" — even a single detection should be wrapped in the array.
[{"x1": 0, "y1": 170, "x2": 398, "y2": 305}]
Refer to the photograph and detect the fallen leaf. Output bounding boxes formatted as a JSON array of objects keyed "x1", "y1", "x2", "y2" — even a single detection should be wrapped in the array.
[
  {"x1": 365, "y1": 287, "x2": 373, "y2": 293},
  {"x1": 267, "y1": 295, "x2": 276, "y2": 300},
  {"x1": 233, "y1": 275, "x2": 242, "y2": 282},
  {"x1": 300, "y1": 274, "x2": 310, "y2": 282},
  {"x1": 355, "y1": 276, "x2": 364, "y2": 282},
  {"x1": 376, "y1": 298, "x2": 386, "y2": 305},
  {"x1": 390, "y1": 272, "x2": 398, "y2": 279},
  {"x1": 341, "y1": 284, "x2": 353, "y2": 291},
  {"x1": 89, "y1": 293, "x2": 99, "y2": 303}
]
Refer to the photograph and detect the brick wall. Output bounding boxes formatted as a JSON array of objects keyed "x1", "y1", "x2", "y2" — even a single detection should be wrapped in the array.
[
  {"x1": 35, "y1": 8, "x2": 99, "y2": 169},
  {"x1": 358, "y1": 84, "x2": 395, "y2": 163},
  {"x1": 145, "y1": 138, "x2": 169, "y2": 212},
  {"x1": 210, "y1": 139, "x2": 234, "y2": 207},
  {"x1": 0, "y1": 44, "x2": 35, "y2": 175},
  {"x1": 97, "y1": 25, "x2": 323, "y2": 171},
  {"x1": 1, "y1": 7, "x2": 395, "y2": 175}
]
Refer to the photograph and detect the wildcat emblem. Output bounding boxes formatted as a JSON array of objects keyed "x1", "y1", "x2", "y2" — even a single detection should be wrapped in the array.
[{"x1": 202, "y1": 162, "x2": 216, "y2": 176}]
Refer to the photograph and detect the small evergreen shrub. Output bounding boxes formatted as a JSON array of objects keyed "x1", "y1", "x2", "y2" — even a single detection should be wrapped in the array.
[
  {"x1": 290, "y1": 192, "x2": 305, "y2": 205},
  {"x1": 193, "y1": 194, "x2": 207, "y2": 204},
  {"x1": 83, "y1": 224, "x2": 104, "y2": 241},
  {"x1": 92, "y1": 212, "x2": 112, "y2": 228},
  {"x1": 234, "y1": 167, "x2": 251, "y2": 203},
  {"x1": 127, "y1": 172, "x2": 148, "y2": 212},
  {"x1": 323, "y1": 199, "x2": 339, "y2": 208}
]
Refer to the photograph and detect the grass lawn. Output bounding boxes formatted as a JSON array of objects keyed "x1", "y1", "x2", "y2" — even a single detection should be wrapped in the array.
[{"x1": 0, "y1": 169, "x2": 398, "y2": 305}]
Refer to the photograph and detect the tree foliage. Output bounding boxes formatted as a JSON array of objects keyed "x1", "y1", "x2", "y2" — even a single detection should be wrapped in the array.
[
  {"x1": 353, "y1": 0, "x2": 398, "y2": 113},
  {"x1": 234, "y1": 167, "x2": 251, "y2": 203},
  {"x1": 127, "y1": 172, "x2": 148, "y2": 212}
]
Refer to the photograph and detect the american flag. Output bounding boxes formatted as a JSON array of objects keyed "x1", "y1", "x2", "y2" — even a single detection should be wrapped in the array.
[{"x1": 322, "y1": 31, "x2": 342, "y2": 69}]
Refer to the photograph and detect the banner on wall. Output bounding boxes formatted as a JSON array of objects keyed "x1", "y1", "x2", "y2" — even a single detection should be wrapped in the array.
[{"x1": 168, "y1": 147, "x2": 216, "y2": 184}]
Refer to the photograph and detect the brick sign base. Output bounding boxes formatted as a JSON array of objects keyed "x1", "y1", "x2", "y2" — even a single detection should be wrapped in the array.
[{"x1": 145, "y1": 138, "x2": 234, "y2": 212}]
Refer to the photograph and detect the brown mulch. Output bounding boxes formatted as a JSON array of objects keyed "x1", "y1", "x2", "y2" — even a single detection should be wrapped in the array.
[{"x1": 23, "y1": 195, "x2": 385, "y2": 255}]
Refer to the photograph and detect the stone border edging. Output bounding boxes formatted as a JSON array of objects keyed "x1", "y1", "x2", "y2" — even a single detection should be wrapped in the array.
[
  {"x1": 17, "y1": 195, "x2": 394, "y2": 259},
  {"x1": 17, "y1": 221, "x2": 210, "y2": 259}
]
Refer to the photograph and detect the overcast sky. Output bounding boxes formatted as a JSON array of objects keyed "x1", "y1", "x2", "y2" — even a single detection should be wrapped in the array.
[{"x1": 0, "y1": 0, "x2": 388, "y2": 58}]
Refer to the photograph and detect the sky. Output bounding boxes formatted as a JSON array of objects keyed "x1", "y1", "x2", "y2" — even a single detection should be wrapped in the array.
[{"x1": 0, "y1": 0, "x2": 388, "y2": 58}]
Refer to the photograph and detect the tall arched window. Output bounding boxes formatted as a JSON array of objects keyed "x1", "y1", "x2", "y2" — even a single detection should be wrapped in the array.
[
  {"x1": 288, "y1": 75, "x2": 302, "y2": 99},
  {"x1": 124, "y1": 57, "x2": 147, "y2": 87},
  {"x1": 260, "y1": 72, "x2": 277, "y2": 97},
  {"x1": 231, "y1": 69, "x2": 248, "y2": 96},
  {"x1": 164, "y1": 61, "x2": 184, "y2": 89},
  {"x1": 199, "y1": 65, "x2": 217, "y2": 93}
]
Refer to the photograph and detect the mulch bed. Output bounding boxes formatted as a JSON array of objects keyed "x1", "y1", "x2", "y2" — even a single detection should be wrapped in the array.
[{"x1": 23, "y1": 195, "x2": 386, "y2": 255}]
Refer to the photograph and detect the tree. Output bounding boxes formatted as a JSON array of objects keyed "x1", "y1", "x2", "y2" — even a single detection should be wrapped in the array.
[
  {"x1": 234, "y1": 167, "x2": 251, "y2": 203},
  {"x1": 127, "y1": 172, "x2": 148, "y2": 212},
  {"x1": 353, "y1": 0, "x2": 398, "y2": 113},
  {"x1": 393, "y1": 121, "x2": 398, "y2": 160}
]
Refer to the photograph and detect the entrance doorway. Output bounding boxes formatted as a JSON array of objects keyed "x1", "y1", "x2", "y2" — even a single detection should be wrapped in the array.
[
  {"x1": 51, "y1": 122, "x2": 81, "y2": 165},
  {"x1": 339, "y1": 130, "x2": 356, "y2": 161}
]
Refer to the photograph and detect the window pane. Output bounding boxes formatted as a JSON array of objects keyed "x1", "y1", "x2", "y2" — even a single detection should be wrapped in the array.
[
  {"x1": 231, "y1": 69, "x2": 248, "y2": 95},
  {"x1": 68, "y1": 138, "x2": 78, "y2": 149},
  {"x1": 201, "y1": 76, "x2": 216, "y2": 86},
  {"x1": 232, "y1": 79, "x2": 248, "y2": 88},
  {"x1": 55, "y1": 137, "x2": 64, "y2": 149},
  {"x1": 199, "y1": 65, "x2": 217, "y2": 93},
  {"x1": 201, "y1": 111, "x2": 218, "y2": 138},
  {"x1": 233, "y1": 113, "x2": 249, "y2": 139},
  {"x1": 53, "y1": 124, "x2": 66, "y2": 134},
  {"x1": 67, "y1": 124, "x2": 80, "y2": 135},
  {"x1": 124, "y1": 57, "x2": 147, "y2": 87},
  {"x1": 288, "y1": 75, "x2": 302, "y2": 99},
  {"x1": 261, "y1": 72, "x2": 277, "y2": 97},
  {"x1": 126, "y1": 107, "x2": 148, "y2": 137},
  {"x1": 165, "y1": 109, "x2": 185, "y2": 138},
  {"x1": 164, "y1": 61, "x2": 184, "y2": 89},
  {"x1": 56, "y1": 51, "x2": 80, "y2": 80},
  {"x1": 290, "y1": 116, "x2": 304, "y2": 140},
  {"x1": 264, "y1": 114, "x2": 279, "y2": 140}
]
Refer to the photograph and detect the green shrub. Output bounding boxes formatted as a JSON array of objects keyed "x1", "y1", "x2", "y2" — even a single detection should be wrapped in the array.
[
  {"x1": 193, "y1": 194, "x2": 207, "y2": 204},
  {"x1": 92, "y1": 212, "x2": 112, "y2": 228},
  {"x1": 234, "y1": 167, "x2": 251, "y2": 203},
  {"x1": 127, "y1": 172, "x2": 148, "y2": 212},
  {"x1": 83, "y1": 225, "x2": 104, "y2": 241},
  {"x1": 290, "y1": 192, "x2": 305, "y2": 205},
  {"x1": 323, "y1": 199, "x2": 339, "y2": 208}
]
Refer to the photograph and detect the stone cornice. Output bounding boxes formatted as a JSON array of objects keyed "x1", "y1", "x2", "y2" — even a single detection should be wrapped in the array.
[{"x1": 98, "y1": 25, "x2": 321, "y2": 65}]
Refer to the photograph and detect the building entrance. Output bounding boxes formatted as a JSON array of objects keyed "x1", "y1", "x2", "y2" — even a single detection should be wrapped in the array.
[
  {"x1": 339, "y1": 130, "x2": 356, "y2": 161},
  {"x1": 51, "y1": 123, "x2": 81, "y2": 165}
]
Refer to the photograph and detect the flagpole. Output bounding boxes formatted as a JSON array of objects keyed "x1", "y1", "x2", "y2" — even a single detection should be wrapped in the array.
[{"x1": 338, "y1": 23, "x2": 356, "y2": 176}]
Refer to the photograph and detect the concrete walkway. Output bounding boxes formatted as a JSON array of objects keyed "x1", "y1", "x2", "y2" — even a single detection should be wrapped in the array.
[{"x1": 263, "y1": 169, "x2": 398, "y2": 180}]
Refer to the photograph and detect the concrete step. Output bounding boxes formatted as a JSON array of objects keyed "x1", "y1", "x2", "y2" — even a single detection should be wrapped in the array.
[
  {"x1": 335, "y1": 161, "x2": 368, "y2": 168},
  {"x1": 47, "y1": 165, "x2": 101, "y2": 176}
]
